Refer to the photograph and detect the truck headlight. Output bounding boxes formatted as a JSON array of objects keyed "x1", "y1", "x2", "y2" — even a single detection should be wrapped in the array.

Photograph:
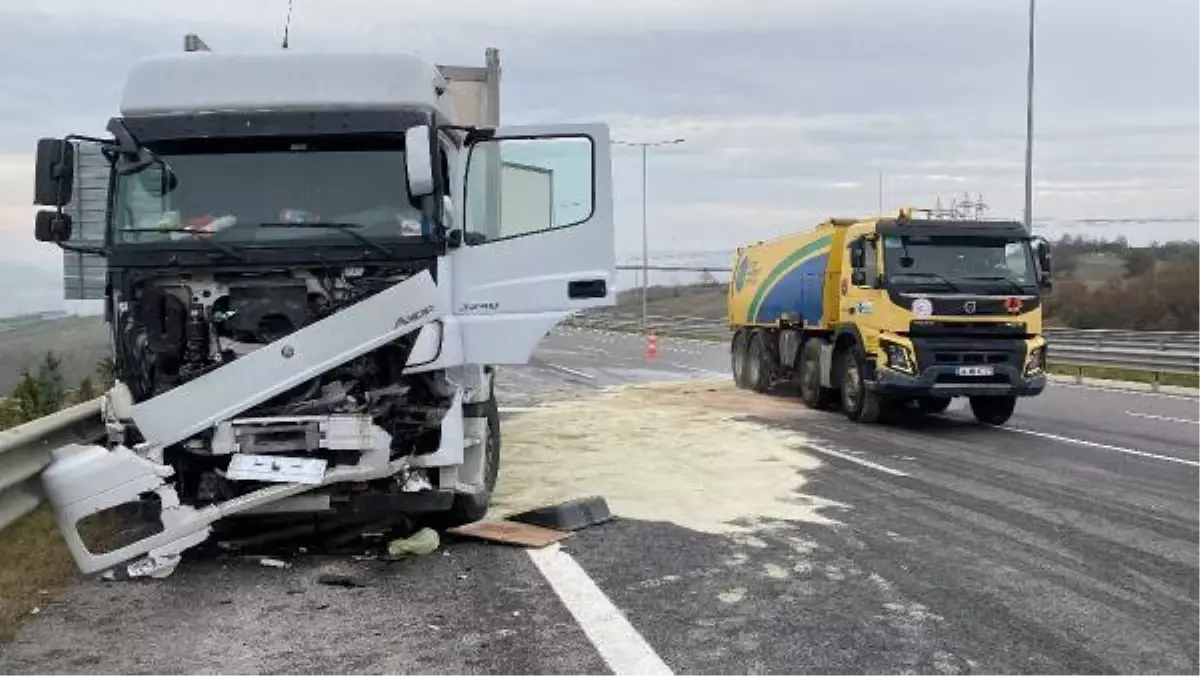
[
  {"x1": 1025, "y1": 345, "x2": 1046, "y2": 376},
  {"x1": 881, "y1": 340, "x2": 916, "y2": 374}
]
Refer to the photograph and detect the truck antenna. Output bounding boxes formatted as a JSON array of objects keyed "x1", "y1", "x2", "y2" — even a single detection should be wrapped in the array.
[{"x1": 281, "y1": 0, "x2": 294, "y2": 49}]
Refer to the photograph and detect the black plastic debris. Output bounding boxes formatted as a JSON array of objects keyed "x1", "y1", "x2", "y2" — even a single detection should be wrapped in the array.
[
  {"x1": 505, "y1": 496, "x2": 613, "y2": 532},
  {"x1": 317, "y1": 573, "x2": 368, "y2": 588}
]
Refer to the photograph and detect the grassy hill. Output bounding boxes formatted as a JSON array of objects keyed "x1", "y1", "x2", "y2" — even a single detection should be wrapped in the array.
[{"x1": 0, "y1": 315, "x2": 111, "y2": 393}]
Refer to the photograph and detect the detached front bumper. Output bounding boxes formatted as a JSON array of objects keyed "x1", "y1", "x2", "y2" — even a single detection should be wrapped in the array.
[{"x1": 868, "y1": 364, "x2": 1046, "y2": 398}]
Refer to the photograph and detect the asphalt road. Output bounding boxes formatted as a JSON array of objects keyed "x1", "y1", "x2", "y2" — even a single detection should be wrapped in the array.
[{"x1": 2, "y1": 327, "x2": 1196, "y2": 674}]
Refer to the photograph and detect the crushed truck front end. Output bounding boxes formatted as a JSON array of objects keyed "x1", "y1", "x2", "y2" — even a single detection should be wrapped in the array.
[{"x1": 29, "y1": 45, "x2": 617, "y2": 578}]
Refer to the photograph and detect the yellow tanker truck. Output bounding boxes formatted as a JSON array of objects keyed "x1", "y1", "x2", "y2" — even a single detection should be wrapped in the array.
[{"x1": 727, "y1": 209, "x2": 1053, "y2": 424}]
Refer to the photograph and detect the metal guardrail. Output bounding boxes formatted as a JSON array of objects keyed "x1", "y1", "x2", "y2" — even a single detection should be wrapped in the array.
[
  {"x1": 1, "y1": 316, "x2": 1196, "y2": 536},
  {"x1": 0, "y1": 398, "x2": 104, "y2": 532},
  {"x1": 567, "y1": 310, "x2": 1200, "y2": 379}
]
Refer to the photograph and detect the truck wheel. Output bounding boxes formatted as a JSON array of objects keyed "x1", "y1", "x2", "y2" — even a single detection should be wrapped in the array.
[
  {"x1": 798, "y1": 339, "x2": 836, "y2": 410},
  {"x1": 839, "y1": 346, "x2": 882, "y2": 423},
  {"x1": 434, "y1": 395, "x2": 501, "y2": 528},
  {"x1": 918, "y1": 397, "x2": 952, "y2": 415},
  {"x1": 746, "y1": 331, "x2": 772, "y2": 393},
  {"x1": 731, "y1": 331, "x2": 749, "y2": 389},
  {"x1": 969, "y1": 396, "x2": 1016, "y2": 425}
]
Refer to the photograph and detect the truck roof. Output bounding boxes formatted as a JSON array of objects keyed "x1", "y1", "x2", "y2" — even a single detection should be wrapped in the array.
[
  {"x1": 875, "y1": 217, "x2": 1030, "y2": 239},
  {"x1": 119, "y1": 51, "x2": 451, "y2": 119}
]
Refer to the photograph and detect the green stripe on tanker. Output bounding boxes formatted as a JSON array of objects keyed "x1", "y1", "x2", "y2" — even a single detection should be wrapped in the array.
[{"x1": 746, "y1": 235, "x2": 832, "y2": 323}]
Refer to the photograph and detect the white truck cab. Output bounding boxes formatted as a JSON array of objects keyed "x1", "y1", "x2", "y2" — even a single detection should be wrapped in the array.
[{"x1": 30, "y1": 44, "x2": 615, "y2": 577}]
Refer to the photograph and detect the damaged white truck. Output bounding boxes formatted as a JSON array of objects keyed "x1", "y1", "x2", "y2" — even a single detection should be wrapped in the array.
[{"x1": 30, "y1": 45, "x2": 615, "y2": 577}]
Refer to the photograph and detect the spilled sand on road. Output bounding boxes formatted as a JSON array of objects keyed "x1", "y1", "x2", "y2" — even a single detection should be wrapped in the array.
[{"x1": 490, "y1": 379, "x2": 841, "y2": 533}]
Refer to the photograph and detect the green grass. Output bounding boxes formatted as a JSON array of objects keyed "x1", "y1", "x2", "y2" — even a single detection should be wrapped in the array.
[
  {"x1": 1047, "y1": 363, "x2": 1199, "y2": 390},
  {"x1": 0, "y1": 504, "x2": 124, "y2": 643},
  {"x1": 0, "y1": 506, "x2": 81, "y2": 643}
]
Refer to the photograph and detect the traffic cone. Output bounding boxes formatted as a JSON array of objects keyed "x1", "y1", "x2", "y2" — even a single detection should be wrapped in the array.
[{"x1": 646, "y1": 334, "x2": 658, "y2": 361}]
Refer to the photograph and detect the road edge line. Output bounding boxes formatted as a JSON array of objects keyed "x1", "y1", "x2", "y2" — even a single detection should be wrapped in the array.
[{"x1": 527, "y1": 544, "x2": 673, "y2": 676}]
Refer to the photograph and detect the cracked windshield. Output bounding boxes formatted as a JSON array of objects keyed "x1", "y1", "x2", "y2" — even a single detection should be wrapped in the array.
[
  {"x1": 115, "y1": 140, "x2": 427, "y2": 243},
  {"x1": 0, "y1": 1, "x2": 1196, "y2": 674}
]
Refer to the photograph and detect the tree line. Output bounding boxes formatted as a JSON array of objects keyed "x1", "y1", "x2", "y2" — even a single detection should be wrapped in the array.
[
  {"x1": 1043, "y1": 235, "x2": 1199, "y2": 331},
  {"x1": 0, "y1": 353, "x2": 113, "y2": 431}
]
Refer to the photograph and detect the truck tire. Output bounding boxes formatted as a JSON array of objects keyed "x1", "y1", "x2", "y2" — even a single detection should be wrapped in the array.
[
  {"x1": 838, "y1": 345, "x2": 882, "y2": 423},
  {"x1": 746, "y1": 331, "x2": 773, "y2": 393},
  {"x1": 798, "y1": 339, "x2": 836, "y2": 410},
  {"x1": 433, "y1": 394, "x2": 501, "y2": 529},
  {"x1": 918, "y1": 396, "x2": 952, "y2": 415},
  {"x1": 969, "y1": 395, "x2": 1016, "y2": 425},
  {"x1": 731, "y1": 330, "x2": 749, "y2": 389}
]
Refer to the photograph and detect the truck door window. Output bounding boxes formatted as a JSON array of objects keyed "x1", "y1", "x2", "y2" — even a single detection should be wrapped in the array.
[
  {"x1": 851, "y1": 237, "x2": 877, "y2": 287},
  {"x1": 863, "y1": 237, "x2": 878, "y2": 286},
  {"x1": 464, "y1": 136, "x2": 593, "y2": 243}
]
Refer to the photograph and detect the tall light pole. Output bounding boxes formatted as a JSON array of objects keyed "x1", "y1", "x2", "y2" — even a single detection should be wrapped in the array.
[
  {"x1": 614, "y1": 137, "x2": 685, "y2": 331},
  {"x1": 1023, "y1": 0, "x2": 1036, "y2": 233}
]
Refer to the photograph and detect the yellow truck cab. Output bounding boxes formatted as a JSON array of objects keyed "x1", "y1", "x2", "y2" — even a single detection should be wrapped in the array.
[{"x1": 727, "y1": 209, "x2": 1052, "y2": 425}]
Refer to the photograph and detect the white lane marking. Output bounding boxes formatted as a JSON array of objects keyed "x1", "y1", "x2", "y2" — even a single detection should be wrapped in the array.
[
  {"x1": 667, "y1": 362, "x2": 729, "y2": 376},
  {"x1": 798, "y1": 441, "x2": 909, "y2": 477},
  {"x1": 572, "y1": 344, "x2": 613, "y2": 356},
  {"x1": 1003, "y1": 426, "x2": 1200, "y2": 468},
  {"x1": 528, "y1": 544, "x2": 673, "y2": 675},
  {"x1": 542, "y1": 362, "x2": 596, "y2": 380},
  {"x1": 1124, "y1": 410, "x2": 1200, "y2": 425},
  {"x1": 1049, "y1": 380, "x2": 1198, "y2": 402}
]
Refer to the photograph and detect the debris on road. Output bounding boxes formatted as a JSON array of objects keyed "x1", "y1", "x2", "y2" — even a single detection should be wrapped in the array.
[
  {"x1": 506, "y1": 495, "x2": 613, "y2": 531},
  {"x1": 316, "y1": 573, "x2": 368, "y2": 588},
  {"x1": 257, "y1": 557, "x2": 290, "y2": 569},
  {"x1": 446, "y1": 519, "x2": 572, "y2": 548},
  {"x1": 386, "y1": 527, "x2": 440, "y2": 558},
  {"x1": 491, "y1": 380, "x2": 838, "y2": 534}
]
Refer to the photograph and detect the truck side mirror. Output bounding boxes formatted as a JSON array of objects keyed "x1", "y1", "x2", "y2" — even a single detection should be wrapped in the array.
[
  {"x1": 34, "y1": 138, "x2": 75, "y2": 207},
  {"x1": 35, "y1": 210, "x2": 73, "y2": 242},
  {"x1": 1034, "y1": 238, "x2": 1053, "y2": 290},
  {"x1": 850, "y1": 241, "x2": 865, "y2": 270},
  {"x1": 405, "y1": 126, "x2": 435, "y2": 198}
]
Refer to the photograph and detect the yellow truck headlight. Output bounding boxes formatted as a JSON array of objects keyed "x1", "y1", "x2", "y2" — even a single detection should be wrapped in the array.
[
  {"x1": 1025, "y1": 345, "x2": 1046, "y2": 376},
  {"x1": 880, "y1": 340, "x2": 916, "y2": 374}
]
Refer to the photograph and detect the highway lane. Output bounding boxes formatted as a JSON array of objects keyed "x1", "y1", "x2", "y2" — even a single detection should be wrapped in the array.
[
  {"x1": 529, "y1": 327, "x2": 1199, "y2": 672},
  {"x1": 1, "y1": 326, "x2": 1195, "y2": 674}
]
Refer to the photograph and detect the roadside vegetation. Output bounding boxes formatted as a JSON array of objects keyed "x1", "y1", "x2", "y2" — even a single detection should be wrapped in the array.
[
  {"x1": 1042, "y1": 235, "x2": 1199, "y2": 331},
  {"x1": 0, "y1": 352, "x2": 114, "y2": 643}
]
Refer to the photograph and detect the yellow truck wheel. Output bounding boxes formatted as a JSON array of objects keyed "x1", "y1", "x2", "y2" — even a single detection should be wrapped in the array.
[
  {"x1": 798, "y1": 339, "x2": 836, "y2": 410},
  {"x1": 731, "y1": 330, "x2": 750, "y2": 389},
  {"x1": 969, "y1": 396, "x2": 1016, "y2": 425},
  {"x1": 838, "y1": 346, "x2": 882, "y2": 423},
  {"x1": 746, "y1": 331, "x2": 773, "y2": 393}
]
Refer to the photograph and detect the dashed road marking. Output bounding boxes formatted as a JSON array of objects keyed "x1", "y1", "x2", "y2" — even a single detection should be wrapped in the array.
[
  {"x1": 798, "y1": 440, "x2": 909, "y2": 477},
  {"x1": 1049, "y1": 379, "x2": 1199, "y2": 401},
  {"x1": 1002, "y1": 425, "x2": 1200, "y2": 468},
  {"x1": 529, "y1": 544, "x2": 673, "y2": 675},
  {"x1": 1124, "y1": 410, "x2": 1200, "y2": 425},
  {"x1": 542, "y1": 362, "x2": 596, "y2": 380}
]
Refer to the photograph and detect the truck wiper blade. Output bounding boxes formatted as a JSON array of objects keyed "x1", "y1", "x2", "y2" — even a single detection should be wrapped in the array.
[
  {"x1": 892, "y1": 271, "x2": 961, "y2": 292},
  {"x1": 258, "y1": 222, "x2": 400, "y2": 262},
  {"x1": 962, "y1": 275, "x2": 1028, "y2": 294},
  {"x1": 119, "y1": 227, "x2": 247, "y2": 261}
]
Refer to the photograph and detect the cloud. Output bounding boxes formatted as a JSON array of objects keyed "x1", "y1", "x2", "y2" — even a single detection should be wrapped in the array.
[{"x1": 0, "y1": 0, "x2": 1195, "y2": 309}]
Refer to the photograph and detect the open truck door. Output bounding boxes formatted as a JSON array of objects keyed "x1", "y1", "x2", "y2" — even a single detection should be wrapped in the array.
[{"x1": 449, "y1": 123, "x2": 615, "y2": 364}]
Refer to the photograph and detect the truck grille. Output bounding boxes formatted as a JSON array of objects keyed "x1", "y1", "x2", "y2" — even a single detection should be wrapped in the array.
[{"x1": 932, "y1": 352, "x2": 1010, "y2": 366}]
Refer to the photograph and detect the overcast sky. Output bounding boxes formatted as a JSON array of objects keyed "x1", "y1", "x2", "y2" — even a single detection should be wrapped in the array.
[{"x1": 0, "y1": 0, "x2": 1196, "y2": 312}]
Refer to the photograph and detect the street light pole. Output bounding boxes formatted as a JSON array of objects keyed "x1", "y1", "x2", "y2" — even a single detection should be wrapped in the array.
[
  {"x1": 1023, "y1": 0, "x2": 1036, "y2": 233},
  {"x1": 614, "y1": 137, "x2": 685, "y2": 332}
]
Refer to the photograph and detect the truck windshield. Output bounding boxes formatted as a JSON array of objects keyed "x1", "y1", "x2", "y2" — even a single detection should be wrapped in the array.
[
  {"x1": 112, "y1": 137, "x2": 427, "y2": 245},
  {"x1": 882, "y1": 234, "x2": 1037, "y2": 291}
]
